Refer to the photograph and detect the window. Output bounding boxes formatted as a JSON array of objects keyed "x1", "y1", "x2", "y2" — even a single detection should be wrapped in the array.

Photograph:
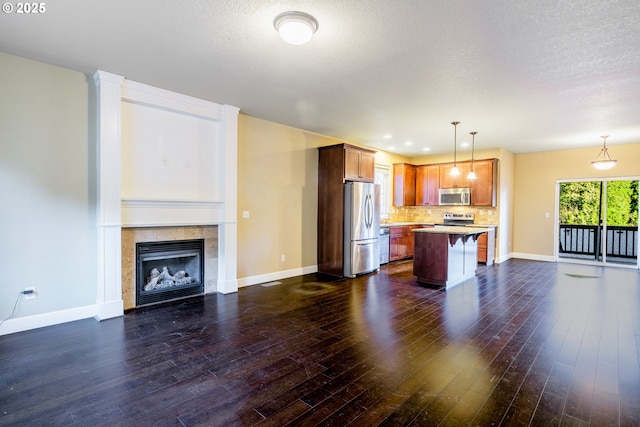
[{"x1": 375, "y1": 165, "x2": 390, "y2": 219}]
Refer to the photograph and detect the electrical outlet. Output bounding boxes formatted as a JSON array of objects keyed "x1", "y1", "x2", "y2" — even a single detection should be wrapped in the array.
[
  {"x1": 281, "y1": 254, "x2": 285, "y2": 262},
  {"x1": 23, "y1": 287, "x2": 36, "y2": 300}
]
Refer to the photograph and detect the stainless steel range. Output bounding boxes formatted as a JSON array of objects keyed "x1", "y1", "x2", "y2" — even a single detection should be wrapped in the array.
[{"x1": 437, "y1": 212, "x2": 475, "y2": 226}]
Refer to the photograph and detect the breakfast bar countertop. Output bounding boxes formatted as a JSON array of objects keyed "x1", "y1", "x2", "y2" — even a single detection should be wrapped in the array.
[
  {"x1": 381, "y1": 222, "x2": 435, "y2": 227},
  {"x1": 413, "y1": 226, "x2": 489, "y2": 235}
]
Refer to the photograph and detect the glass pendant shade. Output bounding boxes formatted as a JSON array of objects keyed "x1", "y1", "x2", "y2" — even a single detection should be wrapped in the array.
[{"x1": 592, "y1": 160, "x2": 617, "y2": 170}]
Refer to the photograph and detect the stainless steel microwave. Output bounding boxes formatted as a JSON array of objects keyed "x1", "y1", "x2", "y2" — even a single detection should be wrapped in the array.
[{"x1": 438, "y1": 187, "x2": 471, "y2": 205}]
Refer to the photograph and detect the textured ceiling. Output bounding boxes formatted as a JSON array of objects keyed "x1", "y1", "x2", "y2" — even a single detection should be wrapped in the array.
[{"x1": 1, "y1": 0, "x2": 639, "y2": 157}]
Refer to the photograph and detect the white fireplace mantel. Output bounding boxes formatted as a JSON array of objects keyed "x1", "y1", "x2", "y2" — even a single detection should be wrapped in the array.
[{"x1": 93, "y1": 70, "x2": 240, "y2": 320}]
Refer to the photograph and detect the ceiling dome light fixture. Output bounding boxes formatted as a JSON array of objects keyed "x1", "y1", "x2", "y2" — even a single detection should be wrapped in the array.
[
  {"x1": 467, "y1": 131, "x2": 477, "y2": 180},
  {"x1": 273, "y1": 11, "x2": 318, "y2": 45},
  {"x1": 450, "y1": 121, "x2": 461, "y2": 176},
  {"x1": 591, "y1": 135, "x2": 617, "y2": 170}
]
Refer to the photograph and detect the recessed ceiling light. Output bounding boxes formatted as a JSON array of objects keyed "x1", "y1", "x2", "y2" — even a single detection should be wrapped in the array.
[
  {"x1": 387, "y1": 146, "x2": 395, "y2": 151},
  {"x1": 461, "y1": 142, "x2": 470, "y2": 148},
  {"x1": 404, "y1": 141, "x2": 413, "y2": 146},
  {"x1": 422, "y1": 147, "x2": 431, "y2": 152},
  {"x1": 383, "y1": 134, "x2": 392, "y2": 139}
]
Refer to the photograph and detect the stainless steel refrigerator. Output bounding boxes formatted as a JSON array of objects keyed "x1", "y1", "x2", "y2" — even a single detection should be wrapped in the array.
[{"x1": 344, "y1": 181, "x2": 380, "y2": 278}]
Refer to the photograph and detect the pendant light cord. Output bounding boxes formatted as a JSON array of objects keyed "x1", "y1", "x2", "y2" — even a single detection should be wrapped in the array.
[{"x1": 451, "y1": 121, "x2": 460, "y2": 166}]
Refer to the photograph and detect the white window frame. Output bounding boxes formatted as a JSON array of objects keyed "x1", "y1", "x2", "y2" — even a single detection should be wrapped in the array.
[{"x1": 375, "y1": 164, "x2": 391, "y2": 220}]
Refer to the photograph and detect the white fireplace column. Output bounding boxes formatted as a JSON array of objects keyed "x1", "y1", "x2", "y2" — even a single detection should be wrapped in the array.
[
  {"x1": 94, "y1": 71, "x2": 125, "y2": 320},
  {"x1": 93, "y1": 71, "x2": 239, "y2": 319}
]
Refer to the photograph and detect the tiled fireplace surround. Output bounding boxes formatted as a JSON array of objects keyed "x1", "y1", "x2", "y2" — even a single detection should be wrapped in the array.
[
  {"x1": 121, "y1": 226, "x2": 218, "y2": 310},
  {"x1": 94, "y1": 71, "x2": 239, "y2": 320}
]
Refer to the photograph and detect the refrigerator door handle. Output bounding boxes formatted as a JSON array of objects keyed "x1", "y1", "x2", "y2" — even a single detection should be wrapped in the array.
[
  {"x1": 365, "y1": 193, "x2": 372, "y2": 229},
  {"x1": 365, "y1": 194, "x2": 369, "y2": 229}
]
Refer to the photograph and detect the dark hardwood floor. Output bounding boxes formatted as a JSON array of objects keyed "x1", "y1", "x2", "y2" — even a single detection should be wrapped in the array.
[{"x1": 1, "y1": 259, "x2": 639, "y2": 426}]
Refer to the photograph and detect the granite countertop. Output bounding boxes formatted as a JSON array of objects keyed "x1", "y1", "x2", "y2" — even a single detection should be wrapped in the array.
[
  {"x1": 413, "y1": 226, "x2": 489, "y2": 235},
  {"x1": 381, "y1": 222, "x2": 435, "y2": 227},
  {"x1": 382, "y1": 222, "x2": 496, "y2": 228}
]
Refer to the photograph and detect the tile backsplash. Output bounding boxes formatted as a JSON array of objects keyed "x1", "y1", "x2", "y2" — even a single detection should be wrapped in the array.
[{"x1": 388, "y1": 205, "x2": 498, "y2": 225}]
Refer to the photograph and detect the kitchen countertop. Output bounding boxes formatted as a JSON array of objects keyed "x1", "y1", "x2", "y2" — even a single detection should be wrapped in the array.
[
  {"x1": 381, "y1": 222, "x2": 496, "y2": 228},
  {"x1": 381, "y1": 222, "x2": 435, "y2": 227},
  {"x1": 413, "y1": 226, "x2": 489, "y2": 235}
]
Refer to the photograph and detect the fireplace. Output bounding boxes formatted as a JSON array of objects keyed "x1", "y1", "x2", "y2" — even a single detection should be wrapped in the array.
[{"x1": 136, "y1": 239, "x2": 205, "y2": 306}]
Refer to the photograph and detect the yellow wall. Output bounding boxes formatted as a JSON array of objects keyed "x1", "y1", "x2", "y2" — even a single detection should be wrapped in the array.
[
  {"x1": 411, "y1": 147, "x2": 504, "y2": 165},
  {"x1": 236, "y1": 114, "x2": 409, "y2": 283},
  {"x1": 513, "y1": 143, "x2": 640, "y2": 258}
]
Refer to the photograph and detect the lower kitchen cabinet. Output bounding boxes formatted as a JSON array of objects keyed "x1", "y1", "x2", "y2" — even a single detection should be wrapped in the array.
[
  {"x1": 477, "y1": 227, "x2": 496, "y2": 265},
  {"x1": 389, "y1": 225, "x2": 433, "y2": 261},
  {"x1": 389, "y1": 226, "x2": 412, "y2": 261}
]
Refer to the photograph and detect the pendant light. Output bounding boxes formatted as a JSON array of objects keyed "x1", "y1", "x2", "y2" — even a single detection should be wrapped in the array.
[
  {"x1": 467, "y1": 131, "x2": 477, "y2": 180},
  {"x1": 273, "y1": 11, "x2": 318, "y2": 45},
  {"x1": 591, "y1": 135, "x2": 617, "y2": 170},
  {"x1": 450, "y1": 121, "x2": 460, "y2": 176}
]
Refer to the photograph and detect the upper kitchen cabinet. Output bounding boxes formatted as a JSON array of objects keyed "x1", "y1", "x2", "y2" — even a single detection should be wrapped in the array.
[
  {"x1": 439, "y1": 162, "x2": 471, "y2": 189},
  {"x1": 415, "y1": 164, "x2": 439, "y2": 206},
  {"x1": 469, "y1": 159, "x2": 498, "y2": 206},
  {"x1": 393, "y1": 163, "x2": 416, "y2": 206},
  {"x1": 439, "y1": 158, "x2": 498, "y2": 206},
  {"x1": 344, "y1": 145, "x2": 376, "y2": 182}
]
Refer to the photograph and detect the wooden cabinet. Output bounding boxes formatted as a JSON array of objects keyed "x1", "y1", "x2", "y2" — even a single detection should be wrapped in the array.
[
  {"x1": 469, "y1": 159, "x2": 497, "y2": 207},
  {"x1": 389, "y1": 225, "x2": 433, "y2": 261},
  {"x1": 317, "y1": 144, "x2": 376, "y2": 277},
  {"x1": 439, "y1": 162, "x2": 471, "y2": 189},
  {"x1": 393, "y1": 158, "x2": 497, "y2": 207},
  {"x1": 477, "y1": 227, "x2": 496, "y2": 265},
  {"x1": 389, "y1": 226, "x2": 414, "y2": 261},
  {"x1": 344, "y1": 145, "x2": 375, "y2": 182},
  {"x1": 393, "y1": 163, "x2": 416, "y2": 206},
  {"x1": 438, "y1": 159, "x2": 498, "y2": 207},
  {"x1": 415, "y1": 164, "x2": 439, "y2": 206}
]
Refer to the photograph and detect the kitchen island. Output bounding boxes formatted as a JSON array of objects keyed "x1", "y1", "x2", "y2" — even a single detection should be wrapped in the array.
[{"x1": 412, "y1": 226, "x2": 488, "y2": 289}]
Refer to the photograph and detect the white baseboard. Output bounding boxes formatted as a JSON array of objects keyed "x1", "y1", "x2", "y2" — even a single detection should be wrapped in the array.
[
  {"x1": 0, "y1": 304, "x2": 99, "y2": 336},
  {"x1": 509, "y1": 252, "x2": 555, "y2": 262},
  {"x1": 238, "y1": 265, "x2": 318, "y2": 288},
  {"x1": 95, "y1": 300, "x2": 124, "y2": 320},
  {"x1": 495, "y1": 253, "x2": 513, "y2": 264},
  {"x1": 216, "y1": 279, "x2": 239, "y2": 294}
]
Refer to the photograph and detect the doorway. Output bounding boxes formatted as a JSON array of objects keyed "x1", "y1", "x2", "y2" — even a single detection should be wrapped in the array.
[{"x1": 556, "y1": 179, "x2": 639, "y2": 267}]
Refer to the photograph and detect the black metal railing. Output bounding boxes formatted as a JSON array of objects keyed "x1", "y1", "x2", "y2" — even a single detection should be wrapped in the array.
[{"x1": 559, "y1": 224, "x2": 638, "y2": 259}]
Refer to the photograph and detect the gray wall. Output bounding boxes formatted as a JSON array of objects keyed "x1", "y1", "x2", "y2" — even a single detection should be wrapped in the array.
[{"x1": 0, "y1": 52, "x2": 96, "y2": 321}]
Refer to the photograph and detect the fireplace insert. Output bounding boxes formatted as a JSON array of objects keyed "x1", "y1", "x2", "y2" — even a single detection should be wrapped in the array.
[{"x1": 136, "y1": 239, "x2": 205, "y2": 306}]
